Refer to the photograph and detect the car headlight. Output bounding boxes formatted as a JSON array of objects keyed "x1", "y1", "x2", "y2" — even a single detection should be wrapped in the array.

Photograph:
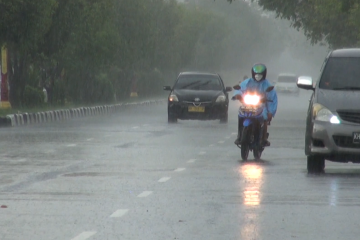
[
  {"x1": 313, "y1": 103, "x2": 340, "y2": 124},
  {"x1": 215, "y1": 94, "x2": 226, "y2": 103},
  {"x1": 169, "y1": 93, "x2": 178, "y2": 102}
]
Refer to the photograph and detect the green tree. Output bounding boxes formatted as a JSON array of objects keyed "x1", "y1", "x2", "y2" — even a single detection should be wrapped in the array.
[
  {"x1": 0, "y1": 0, "x2": 57, "y2": 107},
  {"x1": 0, "y1": 0, "x2": 280, "y2": 108},
  {"x1": 225, "y1": 0, "x2": 360, "y2": 49}
]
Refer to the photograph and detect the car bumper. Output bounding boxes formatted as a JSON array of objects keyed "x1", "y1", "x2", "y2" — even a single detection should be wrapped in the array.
[
  {"x1": 168, "y1": 101, "x2": 228, "y2": 120},
  {"x1": 311, "y1": 120, "x2": 360, "y2": 162}
]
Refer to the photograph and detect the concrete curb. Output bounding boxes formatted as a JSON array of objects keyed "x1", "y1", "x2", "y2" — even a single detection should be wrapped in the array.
[{"x1": 0, "y1": 99, "x2": 166, "y2": 127}]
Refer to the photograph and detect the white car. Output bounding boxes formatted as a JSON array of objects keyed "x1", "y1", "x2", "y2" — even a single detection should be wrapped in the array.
[{"x1": 275, "y1": 73, "x2": 300, "y2": 96}]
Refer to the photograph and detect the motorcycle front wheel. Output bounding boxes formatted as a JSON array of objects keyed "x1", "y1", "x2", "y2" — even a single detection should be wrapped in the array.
[{"x1": 241, "y1": 144, "x2": 249, "y2": 161}]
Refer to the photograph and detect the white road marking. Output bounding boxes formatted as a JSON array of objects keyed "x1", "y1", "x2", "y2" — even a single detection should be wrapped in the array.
[
  {"x1": 71, "y1": 231, "x2": 96, "y2": 240},
  {"x1": 158, "y1": 177, "x2": 171, "y2": 183},
  {"x1": 132, "y1": 126, "x2": 139, "y2": 129},
  {"x1": 199, "y1": 151, "x2": 206, "y2": 155},
  {"x1": 174, "y1": 168, "x2": 186, "y2": 172},
  {"x1": 225, "y1": 136, "x2": 231, "y2": 139},
  {"x1": 86, "y1": 138, "x2": 94, "y2": 141},
  {"x1": 187, "y1": 159, "x2": 196, "y2": 163},
  {"x1": 209, "y1": 144, "x2": 214, "y2": 147},
  {"x1": 110, "y1": 209, "x2": 129, "y2": 218},
  {"x1": 218, "y1": 140, "x2": 225, "y2": 144},
  {"x1": 66, "y1": 144, "x2": 77, "y2": 147},
  {"x1": 231, "y1": 132, "x2": 237, "y2": 135},
  {"x1": 137, "y1": 191, "x2": 153, "y2": 198}
]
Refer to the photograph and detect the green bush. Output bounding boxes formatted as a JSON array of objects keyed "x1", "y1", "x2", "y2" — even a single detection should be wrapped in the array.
[
  {"x1": 93, "y1": 73, "x2": 115, "y2": 103},
  {"x1": 27, "y1": 65, "x2": 42, "y2": 88},
  {"x1": 23, "y1": 85, "x2": 45, "y2": 108},
  {"x1": 52, "y1": 79, "x2": 66, "y2": 106}
]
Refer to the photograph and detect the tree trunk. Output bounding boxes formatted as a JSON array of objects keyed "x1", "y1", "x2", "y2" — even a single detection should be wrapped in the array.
[
  {"x1": 8, "y1": 48, "x2": 28, "y2": 108},
  {"x1": 8, "y1": 49, "x2": 19, "y2": 108}
]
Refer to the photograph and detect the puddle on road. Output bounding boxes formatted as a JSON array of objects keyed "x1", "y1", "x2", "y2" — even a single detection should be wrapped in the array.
[
  {"x1": 146, "y1": 130, "x2": 171, "y2": 137},
  {"x1": 0, "y1": 176, "x2": 15, "y2": 185},
  {"x1": 63, "y1": 172, "x2": 119, "y2": 177},
  {"x1": 114, "y1": 142, "x2": 136, "y2": 148},
  {"x1": 1, "y1": 154, "x2": 20, "y2": 159}
]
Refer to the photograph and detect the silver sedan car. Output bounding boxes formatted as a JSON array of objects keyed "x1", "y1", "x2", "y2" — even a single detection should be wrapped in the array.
[{"x1": 297, "y1": 48, "x2": 360, "y2": 173}]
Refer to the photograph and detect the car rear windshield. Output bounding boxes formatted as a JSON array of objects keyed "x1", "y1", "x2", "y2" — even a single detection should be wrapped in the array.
[
  {"x1": 319, "y1": 57, "x2": 360, "y2": 90},
  {"x1": 174, "y1": 75, "x2": 223, "y2": 90},
  {"x1": 277, "y1": 76, "x2": 297, "y2": 83}
]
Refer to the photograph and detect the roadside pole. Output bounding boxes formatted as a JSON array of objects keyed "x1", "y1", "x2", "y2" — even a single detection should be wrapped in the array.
[
  {"x1": 130, "y1": 73, "x2": 138, "y2": 97},
  {"x1": 0, "y1": 46, "x2": 11, "y2": 109}
]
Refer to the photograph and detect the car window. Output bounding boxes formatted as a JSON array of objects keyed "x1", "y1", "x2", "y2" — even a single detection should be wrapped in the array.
[
  {"x1": 174, "y1": 75, "x2": 223, "y2": 91},
  {"x1": 319, "y1": 57, "x2": 360, "y2": 89},
  {"x1": 277, "y1": 76, "x2": 297, "y2": 83}
]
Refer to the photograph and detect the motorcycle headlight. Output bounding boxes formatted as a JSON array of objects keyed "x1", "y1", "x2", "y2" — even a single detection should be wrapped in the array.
[
  {"x1": 216, "y1": 94, "x2": 226, "y2": 103},
  {"x1": 243, "y1": 94, "x2": 260, "y2": 105},
  {"x1": 313, "y1": 103, "x2": 340, "y2": 124},
  {"x1": 169, "y1": 93, "x2": 178, "y2": 102}
]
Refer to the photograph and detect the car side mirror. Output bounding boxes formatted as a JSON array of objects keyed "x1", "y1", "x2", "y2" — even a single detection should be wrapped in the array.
[
  {"x1": 163, "y1": 86, "x2": 172, "y2": 91},
  {"x1": 233, "y1": 85, "x2": 241, "y2": 90},
  {"x1": 297, "y1": 76, "x2": 314, "y2": 90},
  {"x1": 266, "y1": 86, "x2": 274, "y2": 92},
  {"x1": 225, "y1": 86, "x2": 232, "y2": 92}
]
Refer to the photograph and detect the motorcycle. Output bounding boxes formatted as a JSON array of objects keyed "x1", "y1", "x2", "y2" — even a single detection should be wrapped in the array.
[{"x1": 232, "y1": 85, "x2": 274, "y2": 161}]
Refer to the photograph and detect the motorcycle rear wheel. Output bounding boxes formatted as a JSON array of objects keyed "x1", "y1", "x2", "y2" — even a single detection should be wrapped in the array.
[{"x1": 253, "y1": 147, "x2": 262, "y2": 160}]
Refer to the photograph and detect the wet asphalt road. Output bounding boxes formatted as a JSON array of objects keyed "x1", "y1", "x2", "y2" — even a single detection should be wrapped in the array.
[{"x1": 2, "y1": 91, "x2": 360, "y2": 240}]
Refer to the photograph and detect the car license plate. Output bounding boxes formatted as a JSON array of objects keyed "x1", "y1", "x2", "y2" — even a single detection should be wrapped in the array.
[
  {"x1": 353, "y1": 132, "x2": 360, "y2": 143},
  {"x1": 188, "y1": 106, "x2": 205, "y2": 112}
]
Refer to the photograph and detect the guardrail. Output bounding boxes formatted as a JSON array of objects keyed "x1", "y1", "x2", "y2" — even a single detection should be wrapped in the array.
[{"x1": 0, "y1": 99, "x2": 166, "y2": 127}]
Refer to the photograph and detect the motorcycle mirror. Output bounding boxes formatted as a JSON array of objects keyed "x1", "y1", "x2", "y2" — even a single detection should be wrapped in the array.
[
  {"x1": 233, "y1": 85, "x2": 241, "y2": 90},
  {"x1": 266, "y1": 86, "x2": 274, "y2": 92}
]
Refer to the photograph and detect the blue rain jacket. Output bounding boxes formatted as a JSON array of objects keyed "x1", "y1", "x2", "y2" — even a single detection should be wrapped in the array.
[{"x1": 233, "y1": 78, "x2": 278, "y2": 120}]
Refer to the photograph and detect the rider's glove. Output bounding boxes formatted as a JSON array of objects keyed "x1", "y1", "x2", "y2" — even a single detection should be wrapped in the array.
[{"x1": 232, "y1": 95, "x2": 241, "y2": 100}]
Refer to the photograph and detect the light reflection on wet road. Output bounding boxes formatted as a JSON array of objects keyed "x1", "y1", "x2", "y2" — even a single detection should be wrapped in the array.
[
  {"x1": 240, "y1": 163, "x2": 262, "y2": 240},
  {"x1": 1, "y1": 91, "x2": 360, "y2": 239},
  {"x1": 241, "y1": 163, "x2": 262, "y2": 206}
]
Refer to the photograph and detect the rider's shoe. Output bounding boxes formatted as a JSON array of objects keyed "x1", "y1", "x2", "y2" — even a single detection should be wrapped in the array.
[
  {"x1": 234, "y1": 138, "x2": 241, "y2": 145},
  {"x1": 262, "y1": 140, "x2": 270, "y2": 146}
]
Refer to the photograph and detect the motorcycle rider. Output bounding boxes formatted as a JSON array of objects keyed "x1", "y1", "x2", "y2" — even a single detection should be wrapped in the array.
[{"x1": 233, "y1": 63, "x2": 278, "y2": 146}]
